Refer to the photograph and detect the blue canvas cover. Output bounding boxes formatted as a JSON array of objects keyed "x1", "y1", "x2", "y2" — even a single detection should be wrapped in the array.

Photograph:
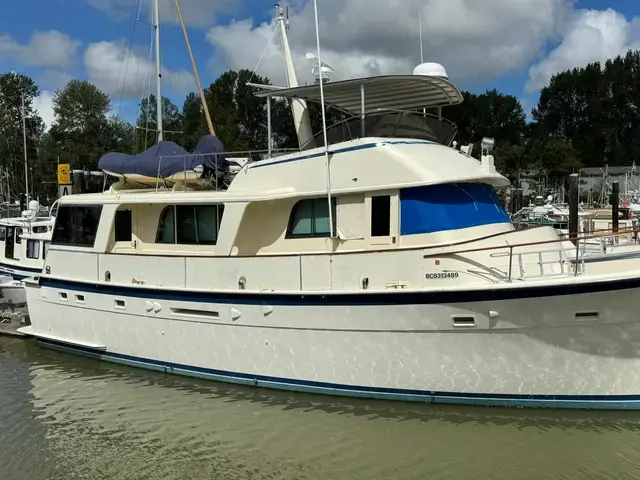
[
  {"x1": 99, "y1": 135, "x2": 225, "y2": 179},
  {"x1": 400, "y1": 183, "x2": 510, "y2": 235}
]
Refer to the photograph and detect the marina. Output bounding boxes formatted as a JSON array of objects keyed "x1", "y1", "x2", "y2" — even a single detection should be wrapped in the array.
[{"x1": 2, "y1": 0, "x2": 640, "y2": 477}]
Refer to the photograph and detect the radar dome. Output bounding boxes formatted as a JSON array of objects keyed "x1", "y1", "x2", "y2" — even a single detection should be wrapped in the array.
[
  {"x1": 28, "y1": 200, "x2": 40, "y2": 211},
  {"x1": 412, "y1": 62, "x2": 448, "y2": 79}
]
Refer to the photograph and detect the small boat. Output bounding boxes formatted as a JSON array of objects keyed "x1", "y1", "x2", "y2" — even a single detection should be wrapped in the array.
[
  {"x1": 0, "y1": 275, "x2": 26, "y2": 306},
  {"x1": 0, "y1": 200, "x2": 52, "y2": 280}
]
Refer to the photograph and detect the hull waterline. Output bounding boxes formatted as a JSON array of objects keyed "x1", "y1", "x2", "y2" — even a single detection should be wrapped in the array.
[{"x1": 22, "y1": 274, "x2": 640, "y2": 410}]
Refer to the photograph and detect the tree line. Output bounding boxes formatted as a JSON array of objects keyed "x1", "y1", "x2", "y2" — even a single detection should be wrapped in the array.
[{"x1": 1, "y1": 49, "x2": 639, "y2": 204}]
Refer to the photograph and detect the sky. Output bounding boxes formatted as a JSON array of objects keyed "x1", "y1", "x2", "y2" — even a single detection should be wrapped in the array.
[{"x1": 1, "y1": 0, "x2": 639, "y2": 130}]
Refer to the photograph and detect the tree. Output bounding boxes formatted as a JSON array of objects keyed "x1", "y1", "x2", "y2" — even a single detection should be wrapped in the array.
[
  {"x1": 47, "y1": 79, "x2": 113, "y2": 169},
  {"x1": 532, "y1": 50, "x2": 640, "y2": 168},
  {"x1": 135, "y1": 94, "x2": 183, "y2": 149},
  {"x1": 0, "y1": 73, "x2": 45, "y2": 199},
  {"x1": 447, "y1": 89, "x2": 527, "y2": 147}
]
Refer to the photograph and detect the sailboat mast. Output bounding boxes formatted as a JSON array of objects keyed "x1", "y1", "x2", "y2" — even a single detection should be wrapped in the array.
[
  {"x1": 21, "y1": 91, "x2": 29, "y2": 204},
  {"x1": 153, "y1": 0, "x2": 163, "y2": 142}
]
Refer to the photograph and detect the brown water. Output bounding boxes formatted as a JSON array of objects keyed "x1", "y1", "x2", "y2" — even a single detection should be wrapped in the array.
[{"x1": 1, "y1": 336, "x2": 640, "y2": 480}]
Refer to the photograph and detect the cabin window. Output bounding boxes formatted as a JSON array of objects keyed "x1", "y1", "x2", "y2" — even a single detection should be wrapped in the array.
[
  {"x1": 371, "y1": 195, "x2": 391, "y2": 237},
  {"x1": 156, "y1": 205, "x2": 224, "y2": 245},
  {"x1": 33, "y1": 226, "x2": 48, "y2": 234},
  {"x1": 43, "y1": 241, "x2": 50, "y2": 260},
  {"x1": 26, "y1": 239, "x2": 40, "y2": 259},
  {"x1": 287, "y1": 198, "x2": 337, "y2": 238},
  {"x1": 399, "y1": 183, "x2": 510, "y2": 235},
  {"x1": 15, "y1": 228, "x2": 22, "y2": 244},
  {"x1": 156, "y1": 206, "x2": 175, "y2": 243},
  {"x1": 114, "y1": 209, "x2": 132, "y2": 243},
  {"x1": 52, "y1": 205, "x2": 103, "y2": 247},
  {"x1": 0, "y1": 227, "x2": 5, "y2": 241}
]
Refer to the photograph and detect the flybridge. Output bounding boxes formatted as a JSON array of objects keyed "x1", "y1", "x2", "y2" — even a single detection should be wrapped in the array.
[{"x1": 251, "y1": 74, "x2": 464, "y2": 113}]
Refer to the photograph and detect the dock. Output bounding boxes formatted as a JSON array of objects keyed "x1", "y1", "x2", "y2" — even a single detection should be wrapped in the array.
[{"x1": 0, "y1": 302, "x2": 30, "y2": 337}]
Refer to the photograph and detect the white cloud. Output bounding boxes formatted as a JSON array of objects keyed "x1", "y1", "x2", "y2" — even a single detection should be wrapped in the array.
[
  {"x1": 83, "y1": 41, "x2": 195, "y2": 99},
  {"x1": 206, "y1": 0, "x2": 572, "y2": 86},
  {"x1": 87, "y1": 0, "x2": 233, "y2": 28},
  {"x1": 0, "y1": 30, "x2": 80, "y2": 68},
  {"x1": 33, "y1": 91, "x2": 54, "y2": 131},
  {"x1": 526, "y1": 9, "x2": 640, "y2": 92}
]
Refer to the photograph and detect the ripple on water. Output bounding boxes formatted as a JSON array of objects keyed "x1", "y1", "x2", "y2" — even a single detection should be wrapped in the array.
[{"x1": 2, "y1": 337, "x2": 640, "y2": 479}]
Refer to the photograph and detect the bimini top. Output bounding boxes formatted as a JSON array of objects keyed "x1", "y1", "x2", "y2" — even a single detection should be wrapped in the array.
[{"x1": 253, "y1": 75, "x2": 464, "y2": 114}]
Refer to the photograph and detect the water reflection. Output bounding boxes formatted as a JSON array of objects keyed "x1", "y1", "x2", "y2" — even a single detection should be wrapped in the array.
[{"x1": 1, "y1": 337, "x2": 639, "y2": 479}]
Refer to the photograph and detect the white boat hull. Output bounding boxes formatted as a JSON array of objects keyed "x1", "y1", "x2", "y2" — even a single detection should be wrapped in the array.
[{"x1": 22, "y1": 275, "x2": 640, "y2": 409}]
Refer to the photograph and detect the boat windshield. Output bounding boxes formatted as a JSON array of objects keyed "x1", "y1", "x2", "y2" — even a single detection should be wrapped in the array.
[{"x1": 399, "y1": 183, "x2": 510, "y2": 235}]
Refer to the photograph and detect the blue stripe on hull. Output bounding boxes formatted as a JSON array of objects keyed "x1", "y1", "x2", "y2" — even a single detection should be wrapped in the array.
[
  {"x1": 38, "y1": 273, "x2": 640, "y2": 306},
  {"x1": 0, "y1": 261, "x2": 41, "y2": 274},
  {"x1": 36, "y1": 338, "x2": 640, "y2": 410}
]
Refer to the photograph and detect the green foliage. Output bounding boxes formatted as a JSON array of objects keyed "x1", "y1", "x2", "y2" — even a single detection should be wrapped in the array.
[
  {"x1": 532, "y1": 50, "x2": 640, "y2": 167},
  {"x1": 136, "y1": 94, "x2": 183, "y2": 149},
  {"x1": 3, "y1": 49, "x2": 640, "y2": 206}
]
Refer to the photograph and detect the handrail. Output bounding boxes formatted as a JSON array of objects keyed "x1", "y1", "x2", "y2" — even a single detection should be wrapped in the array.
[
  {"x1": 423, "y1": 226, "x2": 640, "y2": 258},
  {"x1": 301, "y1": 109, "x2": 458, "y2": 151},
  {"x1": 424, "y1": 227, "x2": 640, "y2": 283}
]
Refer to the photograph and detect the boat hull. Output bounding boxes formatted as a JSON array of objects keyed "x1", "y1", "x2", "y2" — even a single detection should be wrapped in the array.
[{"x1": 23, "y1": 275, "x2": 640, "y2": 409}]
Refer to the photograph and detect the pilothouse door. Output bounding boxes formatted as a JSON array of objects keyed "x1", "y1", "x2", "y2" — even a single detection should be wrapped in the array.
[{"x1": 5, "y1": 226, "x2": 15, "y2": 259}]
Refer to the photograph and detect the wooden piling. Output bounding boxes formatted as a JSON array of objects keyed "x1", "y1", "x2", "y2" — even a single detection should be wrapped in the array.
[
  {"x1": 612, "y1": 181, "x2": 619, "y2": 233},
  {"x1": 569, "y1": 173, "x2": 579, "y2": 245}
]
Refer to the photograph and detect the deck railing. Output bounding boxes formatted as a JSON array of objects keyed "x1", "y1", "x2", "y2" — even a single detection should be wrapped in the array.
[
  {"x1": 423, "y1": 227, "x2": 640, "y2": 283},
  {"x1": 300, "y1": 110, "x2": 458, "y2": 151}
]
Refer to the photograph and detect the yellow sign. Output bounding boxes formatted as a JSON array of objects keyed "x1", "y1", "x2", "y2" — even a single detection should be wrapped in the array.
[{"x1": 57, "y1": 164, "x2": 71, "y2": 185}]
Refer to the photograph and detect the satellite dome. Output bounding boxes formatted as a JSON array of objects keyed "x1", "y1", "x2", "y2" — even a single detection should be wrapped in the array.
[
  {"x1": 28, "y1": 200, "x2": 40, "y2": 211},
  {"x1": 412, "y1": 62, "x2": 449, "y2": 79}
]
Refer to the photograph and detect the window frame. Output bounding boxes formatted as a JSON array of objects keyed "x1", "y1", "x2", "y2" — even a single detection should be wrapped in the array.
[
  {"x1": 51, "y1": 205, "x2": 103, "y2": 248},
  {"x1": 114, "y1": 208, "x2": 133, "y2": 243},
  {"x1": 370, "y1": 195, "x2": 391, "y2": 237},
  {"x1": 26, "y1": 239, "x2": 40, "y2": 259},
  {"x1": 155, "y1": 204, "x2": 224, "y2": 245},
  {"x1": 286, "y1": 197, "x2": 337, "y2": 239}
]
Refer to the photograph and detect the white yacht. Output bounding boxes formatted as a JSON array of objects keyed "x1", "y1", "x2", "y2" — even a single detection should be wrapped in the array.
[
  {"x1": 0, "y1": 201, "x2": 52, "y2": 279},
  {"x1": 17, "y1": 64, "x2": 640, "y2": 409},
  {"x1": 0, "y1": 201, "x2": 53, "y2": 305}
]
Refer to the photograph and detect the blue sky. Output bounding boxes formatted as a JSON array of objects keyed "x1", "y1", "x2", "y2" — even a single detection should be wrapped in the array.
[{"x1": 1, "y1": 0, "x2": 639, "y2": 126}]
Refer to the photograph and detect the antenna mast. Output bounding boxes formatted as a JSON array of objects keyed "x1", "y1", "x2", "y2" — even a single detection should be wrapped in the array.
[
  {"x1": 153, "y1": 0, "x2": 163, "y2": 142},
  {"x1": 21, "y1": 91, "x2": 29, "y2": 204},
  {"x1": 311, "y1": 0, "x2": 333, "y2": 239},
  {"x1": 419, "y1": 11, "x2": 424, "y2": 63},
  {"x1": 275, "y1": 4, "x2": 313, "y2": 149}
]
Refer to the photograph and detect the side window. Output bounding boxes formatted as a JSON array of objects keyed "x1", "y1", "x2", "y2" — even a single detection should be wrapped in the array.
[
  {"x1": 52, "y1": 205, "x2": 102, "y2": 247},
  {"x1": 43, "y1": 241, "x2": 50, "y2": 260},
  {"x1": 27, "y1": 239, "x2": 40, "y2": 259},
  {"x1": 371, "y1": 195, "x2": 391, "y2": 237},
  {"x1": 287, "y1": 198, "x2": 336, "y2": 238},
  {"x1": 52, "y1": 206, "x2": 73, "y2": 245},
  {"x1": 114, "y1": 209, "x2": 132, "y2": 242},
  {"x1": 0, "y1": 227, "x2": 5, "y2": 241},
  {"x1": 156, "y1": 205, "x2": 223, "y2": 245},
  {"x1": 15, "y1": 228, "x2": 22, "y2": 244},
  {"x1": 156, "y1": 206, "x2": 175, "y2": 243}
]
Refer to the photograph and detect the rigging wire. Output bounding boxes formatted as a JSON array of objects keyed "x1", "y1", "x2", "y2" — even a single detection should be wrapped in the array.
[
  {"x1": 113, "y1": 0, "x2": 143, "y2": 117},
  {"x1": 248, "y1": 25, "x2": 279, "y2": 86}
]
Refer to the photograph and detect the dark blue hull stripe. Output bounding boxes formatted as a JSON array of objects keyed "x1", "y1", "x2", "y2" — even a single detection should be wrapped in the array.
[
  {"x1": 0, "y1": 261, "x2": 41, "y2": 274},
  {"x1": 38, "y1": 273, "x2": 640, "y2": 306},
  {"x1": 36, "y1": 338, "x2": 640, "y2": 409}
]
